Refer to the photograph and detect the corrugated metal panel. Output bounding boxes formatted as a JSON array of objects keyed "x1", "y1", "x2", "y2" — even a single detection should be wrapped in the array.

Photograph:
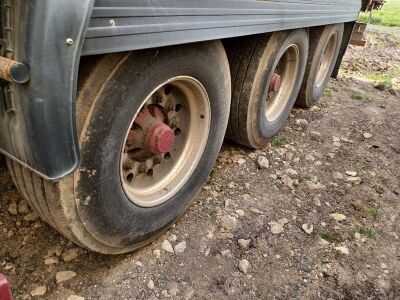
[{"x1": 82, "y1": 0, "x2": 361, "y2": 55}]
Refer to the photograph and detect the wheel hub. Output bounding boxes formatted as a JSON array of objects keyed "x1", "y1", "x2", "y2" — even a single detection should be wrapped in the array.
[
  {"x1": 265, "y1": 44, "x2": 300, "y2": 122},
  {"x1": 269, "y1": 73, "x2": 282, "y2": 92},
  {"x1": 147, "y1": 123, "x2": 175, "y2": 154},
  {"x1": 120, "y1": 77, "x2": 211, "y2": 207},
  {"x1": 316, "y1": 32, "x2": 337, "y2": 88},
  {"x1": 125, "y1": 106, "x2": 175, "y2": 161}
]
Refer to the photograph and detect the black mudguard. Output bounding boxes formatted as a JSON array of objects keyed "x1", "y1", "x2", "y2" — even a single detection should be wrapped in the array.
[{"x1": 0, "y1": 0, "x2": 94, "y2": 180}]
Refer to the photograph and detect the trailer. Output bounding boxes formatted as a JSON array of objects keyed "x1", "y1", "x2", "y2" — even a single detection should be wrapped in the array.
[{"x1": 0, "y1": 0, "x2": 361, "y2": 254}]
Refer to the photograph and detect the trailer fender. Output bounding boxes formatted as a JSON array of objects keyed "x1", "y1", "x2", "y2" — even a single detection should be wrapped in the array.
[{"x1": 0, "y1": 0, "x2": 94, "y2": 179}]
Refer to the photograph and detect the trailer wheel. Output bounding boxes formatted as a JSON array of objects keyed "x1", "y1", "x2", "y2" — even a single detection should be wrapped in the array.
[
  {"x1": 297, "y1": 23, "x2": 344, "y2": 108},
  {"x1": 226, "y1": 30, "x2": 308, "y2": 149},
  {"x1": 7, "y1": 41, "x2": 231, "y2": 254}
]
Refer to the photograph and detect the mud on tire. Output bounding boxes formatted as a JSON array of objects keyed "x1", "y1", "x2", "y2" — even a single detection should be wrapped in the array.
[
  {"x1": 226, "y1": 30, "x2": 309, "y2": 149},
  {"x1": 7, "y1": 41, "x2": 231, "y2": 254},
  {"x1": 296, "y1": 23, "x2": 344, "y2": 108}
]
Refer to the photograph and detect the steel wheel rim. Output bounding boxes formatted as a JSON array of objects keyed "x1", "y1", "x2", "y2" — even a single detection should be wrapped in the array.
[
  {"x1": 265, "y1": 44, "x2": 300, "y2": 122},
  {"x1": 120, "y1": 76, "x2": 211, "y2": 207},
  {"x1": 315, "y1": 32, "x2": 338, "y2": 88}
]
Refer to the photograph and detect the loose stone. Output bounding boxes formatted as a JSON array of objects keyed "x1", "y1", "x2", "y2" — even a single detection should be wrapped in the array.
[
  {"x1": 270, "y1": 221, "x2": 284, "y2": 235},
  {"x1": 257, "y1": 156, "x2": 270, "y2": 169},
  {"x1": 330, "y1": 213, "x2": 347, "y2": 222},
  {"x1": 238, "y1": 239, "x2": 251, "y2": 249},
  {"x1": 30, "y1": 285, "x2": 47, "y2": 297},
  {"x1": 174, "y1": 241, "x2": 187, "y2": 254},
  {"x1": 55, "y1": 271, "x2": 77, "y2": 284},
  {"x1": 302, "y1": 224, "x2": 314, "y2": 235},
  {"x1": 335, "y1": 246, "x2": 349, "y2": 255},
  {"x1": 162, "y1": 240, "x2": 174, "y2": 253},
  {"x1": 239, "y1": 259, "x2": 250, "y2": 274},
  {"x1": 220, "y1": 215, "x2": 239, "y2": 232}
]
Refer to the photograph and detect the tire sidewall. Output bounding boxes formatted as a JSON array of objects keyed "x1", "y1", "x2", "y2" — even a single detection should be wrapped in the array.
[
  {"x1": 76, "y1": 42, "x2": 230, "y2": 248},
  {"x1": 309, "y1": 24, "x2": 344, "y2": 104},
  {"x1": 249, "y1": 30, "x2": 309, "y2": 145}
]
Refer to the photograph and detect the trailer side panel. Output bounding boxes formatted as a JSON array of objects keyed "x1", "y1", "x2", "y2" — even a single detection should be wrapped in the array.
[{"x1": 83, "y1": 0, "x2": 361, "y2": 55}]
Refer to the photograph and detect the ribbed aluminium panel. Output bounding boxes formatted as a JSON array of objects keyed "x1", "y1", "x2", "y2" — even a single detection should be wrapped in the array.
[{"x1": 82, "y1": 0, "x2": 361, "y2": 55}]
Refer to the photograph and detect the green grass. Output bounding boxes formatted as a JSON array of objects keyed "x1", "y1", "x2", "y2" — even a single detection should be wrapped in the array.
[
  {"x1": 358, "y1": 13, "x2": 384, "y2": 25},
  {"x1": 352, "y1": 157, "x2": 361, "y2": 165},
  {"x1": 349, "y1": 90, "x2": 374, "y2": 102},
  {"x1": 351, "y1": 91, "x2": 364, "y2": 101},
  {"x1": 352, "y1": 201, "x2": 380, "y2": 221},
  {"x1": 324, "y1": 87, "x2": 333, "y2": 97},
  {"x1": 366, "y1": 208, "x2": 379, "y2": 220},
  {"x1": 271, "y1": 136, "x2": 288, "y2": 148},
  {"x1": 299, "y1": 174, "x2": 311, "y2": 183},
  {"x1": 365, "y1": 67, "x2": 400, "y2": 89},
  {"x1": 358, "y1": 0, "x2": 400, "y2": 27},
  {"x1": 315, "y1": 229, "x2": 344, "y2": 244},
  {"x1": 358, "y1": 226, "x2": 377, "y2": 239}
]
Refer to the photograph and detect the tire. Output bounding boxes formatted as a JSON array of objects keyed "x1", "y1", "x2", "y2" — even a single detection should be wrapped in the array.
[
  {"x1": 0, "y1": 154, "x2": 4, "y2": 168},
  {"x1": 296, "y1": 23, "x2": 344, "y2": 108},
  {"x1": 7, "y1": 41, "x2": 231, "y2": 254},
  {"x1": 226, "y1": 30, "x2": 309, "y2": 149}
]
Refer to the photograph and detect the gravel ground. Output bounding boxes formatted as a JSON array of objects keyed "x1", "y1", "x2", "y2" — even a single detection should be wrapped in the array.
[{"x1": 0, "y1": 25, "x2": 399, "y2": 300}]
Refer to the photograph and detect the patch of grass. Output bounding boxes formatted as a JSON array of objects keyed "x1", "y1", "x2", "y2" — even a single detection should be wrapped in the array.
[
  {"x1": 351, "y1": 91, "x2": 364, "y2": 101},
  {"x1": 349, "y1": 90, "x2": 374, "y2": 102},
  {"x1": 271, "y1": 136, "x2": 288, "y2": 148},
  {"x1": 352, "y1": 157, "x2": 361, "y2": 165},
  {"x1": 324, "y1": 87, "x2": 333, "y2": 97},
  {"x1": 315, "y1": 229, "x2": 344, "y2": 244},
  {"x1": 358, "y1": 0, "x2": 400, "y2": 27},
  {"x1": 367, "y1": 197, "x2": 377, "y2": 203},
  {"x1": 358, "y1": 13, "x2": 383, "y2": 25},
  {"x1": 352, "y1": 201, "x2": 380, "y2": 220},
  {"x1": 365, "y1": 67, "x2": 400, "y2": 89},
  {"x1": 299, "y1": 174, "x2": 311, "y2": 183},
  {"x1": 366, "y1": 208, "x2": 379, "y2": 220},
  {"x1": 358, "y1": 226, "x2": 377, "y2": 239}
]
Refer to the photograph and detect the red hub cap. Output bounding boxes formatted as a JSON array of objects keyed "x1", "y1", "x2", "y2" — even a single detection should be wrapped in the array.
[
  {"x1": 0, "y1": 274, "x2": 12, "y2": 300},
  {"x1": 125, "y1": 106, "x2": 175, "y2": 161},
  {"x1": 147, "y1": 123, "x2": 175, "y2": 154},
  {"x1": 269, "y1": 73, "x2": 282, "y2": 93}
]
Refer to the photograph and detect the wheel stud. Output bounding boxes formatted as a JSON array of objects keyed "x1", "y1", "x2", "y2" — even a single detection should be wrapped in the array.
[
  {"x1": 174, "y1": 128, "x2": 181, "y2": 136},
  {"x1": 127, "y1": 173, "x2": 134, "y2": 182},
  {"x1": 175, "y1": 104, "x2": 182, "y2": 112}
]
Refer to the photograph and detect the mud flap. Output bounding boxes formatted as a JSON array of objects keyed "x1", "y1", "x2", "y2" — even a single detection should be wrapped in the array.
[{"x1": 0, "y1": 0, "x2": 94, "y2": 180}]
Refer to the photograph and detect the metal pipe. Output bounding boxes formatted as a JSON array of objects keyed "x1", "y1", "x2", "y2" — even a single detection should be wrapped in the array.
[{"x1": 0, "y1": 56, "x2": 29, "y2": 84}]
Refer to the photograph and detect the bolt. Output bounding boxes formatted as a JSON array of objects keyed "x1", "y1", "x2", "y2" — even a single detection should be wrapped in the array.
[{"x1": 66, "y1": 38, "x2": 74, "y2": 46}]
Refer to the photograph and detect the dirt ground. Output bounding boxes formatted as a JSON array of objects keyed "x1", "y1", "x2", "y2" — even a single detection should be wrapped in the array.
[{"x1": 0, "y1": 25, "x2": 399, "y2": 300}]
